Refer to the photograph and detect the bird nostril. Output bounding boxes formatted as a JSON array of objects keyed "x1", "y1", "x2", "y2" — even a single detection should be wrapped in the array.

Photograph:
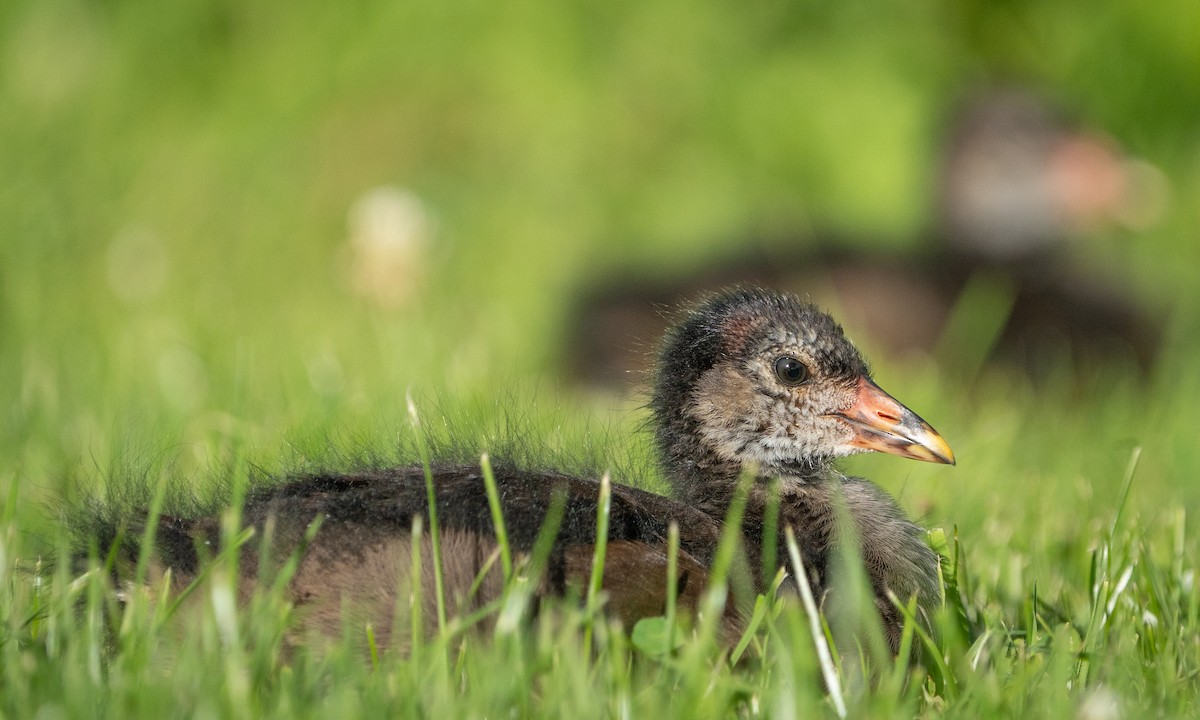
[{"x1": 877, "y1": 411, "x2": 901, "y2": 423}]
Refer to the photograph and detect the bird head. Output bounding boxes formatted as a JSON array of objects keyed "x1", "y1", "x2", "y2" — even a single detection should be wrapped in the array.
[{"x1": 651, "y1": 288, "x2": 954, "y2": 483}]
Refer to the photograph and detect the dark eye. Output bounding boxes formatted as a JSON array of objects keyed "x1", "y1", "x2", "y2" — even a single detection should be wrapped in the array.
[{"x1": 774, "y1": 356, "x2": 810, "y2": 386}]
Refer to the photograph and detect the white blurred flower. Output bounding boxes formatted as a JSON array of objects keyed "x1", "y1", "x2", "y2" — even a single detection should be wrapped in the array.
[{"x1": 345, "y1": 186, "x2": 433, "y2": 307}]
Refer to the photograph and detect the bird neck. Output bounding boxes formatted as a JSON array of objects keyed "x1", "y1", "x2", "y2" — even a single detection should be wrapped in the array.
[
  {"x1": 656, "y1": 411, "x2": 835, "y2": 518},
  {"x1": 662, "y1": 451, "x2": 842, "y2": 596}
]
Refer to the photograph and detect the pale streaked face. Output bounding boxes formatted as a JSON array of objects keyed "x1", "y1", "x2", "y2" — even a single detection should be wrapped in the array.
[{"x1": 679, "y1": 301, "x2": 953, "y2": 477}]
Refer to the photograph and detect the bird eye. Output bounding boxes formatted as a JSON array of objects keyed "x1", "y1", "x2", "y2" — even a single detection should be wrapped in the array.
[{"x1": 774, "y1": 356, "x2": 810, "y2": 386}]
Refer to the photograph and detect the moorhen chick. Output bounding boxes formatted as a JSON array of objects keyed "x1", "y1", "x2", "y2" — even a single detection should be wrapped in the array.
[
  {"x1": 104, "y1": 289, "x2": 953, "y2": 654},
  {"x1": 651, "y1": 288, "x2": 954, "y2": 651}
]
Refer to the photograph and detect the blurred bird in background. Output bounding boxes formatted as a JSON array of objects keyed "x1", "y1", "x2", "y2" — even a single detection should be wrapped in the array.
[{"x1": 566, "y1": 88, "x2": 1168, "y2": 393}]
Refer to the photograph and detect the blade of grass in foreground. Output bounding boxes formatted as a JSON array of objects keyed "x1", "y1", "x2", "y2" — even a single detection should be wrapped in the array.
[
  {"x1": 583, "y1": 473, "x2": 612, "y2": 655},
  {"x1": 665, "y1": 522, "x2": 680, "y2": 657},
  {"x1": 161, "y1": 526, "x2": 255, "y2": 625},
  {"x1": 730, "y1": 593, "x2": 770, "y2": 665},
  {"x1": 699, "y1": 469, "x2": 753, "y2": 626},
  {"x1": 888, "y1": 589, "x2": 956, "y2": 700},
  {"x1": 1079, "y1": 446, "x2": 1142, "y2": 683},
  {"x1": 761, "y1": 477, "x2": 781, "y2": 585},
  {"x1": 672, "y1": 469, "x2": 754, "y2": 715},
  {"x1": 496, "y1": 489, "x2": 567, "y2": 636},
  {"x1": 131, "y1": 468, "x2": 171, "y2": 587},
  {"x1": 408, "y1": 392, "x2": 447, "y2": 633},
  {"x1": 880, "y1": 592, "x2": 918, "y2": 696},
  {"x1": 785, "y1": 525, "x2": 846, "y2": 719},
  {"x1": 480, "y1": 453, "x2": 513, "y2": 579},
  {"x1": 408, "y1": 514, "x2": 424, "y2": 658}
]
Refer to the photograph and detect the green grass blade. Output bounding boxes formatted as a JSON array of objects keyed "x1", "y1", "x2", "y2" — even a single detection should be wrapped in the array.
[
  {"x1": 132, "y1": 469, "x2": 171, "y2": 585},
  {"x1": 665, "y1": 521, "x2": 680, "y2": 657},
  {"x1": 408, "y1": 392, "x2": 447, "y2": 633},
  {"x1": 761, "y1": 476, "x2": 781, "y2": 589},
  {"x1": 785, "y1": 525, "x2": 846, "y2": 719},
  {"x1": 584, "y1": 473, "x2": 612, "y2": 654},
  {"x1": 409, "y1": 513, "x2": 424, "y2": 657},
  {"x1": 480, "y1": 453, "x2": 513, "y2": 579},
  {"x1": 496, "y1": 489, "x2": 567, "y2": 636}
]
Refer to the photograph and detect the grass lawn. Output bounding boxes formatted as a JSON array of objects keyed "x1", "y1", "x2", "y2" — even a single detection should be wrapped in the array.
[{"x1": 3, "y1": 0, "x2": 1200, "y2": 716}]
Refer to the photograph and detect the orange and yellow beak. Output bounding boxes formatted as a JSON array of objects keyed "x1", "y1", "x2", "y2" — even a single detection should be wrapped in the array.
[{"x1": 829, "y1": 377, "x2": 955, "y2": 465}]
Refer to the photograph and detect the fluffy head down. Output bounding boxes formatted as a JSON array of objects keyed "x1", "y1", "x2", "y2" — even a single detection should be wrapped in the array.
[{"x1": 651, "y1": 288, "x2": 873, "y2": 493}]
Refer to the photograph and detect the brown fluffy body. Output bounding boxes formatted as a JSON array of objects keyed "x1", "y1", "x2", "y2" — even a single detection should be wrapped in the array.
[{"x1": 136, "y1": 465, "x2": 743, "y2": 651}]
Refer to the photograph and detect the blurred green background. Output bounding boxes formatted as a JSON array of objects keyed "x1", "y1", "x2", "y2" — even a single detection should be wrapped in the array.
[{"x1": 3, "y1": 0, "x2": 1200, "y2": 605}]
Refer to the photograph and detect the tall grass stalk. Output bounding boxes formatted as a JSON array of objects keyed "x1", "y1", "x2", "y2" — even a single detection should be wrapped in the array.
[
  {"x1": 665, "y1": 522, "x2": 680, "y2": 658},
  {"x1": 479, "y1": 453, "x2": 513, "y2": 578},
  {"x1": 409, "y1": 514, "x2": 424, "y2": 658},
  {"x1": 583, "y1": 473, "x2": 611, "y2": 654},
  {"x1": 785, "y1": 525, "x2": 847, "y2": 718},
  {"x1": 408, "y1": 392, "x2": 447, "y2": 633},
  {"x1": 496, "y1": 490, "x2": 567, "y2": 636}
]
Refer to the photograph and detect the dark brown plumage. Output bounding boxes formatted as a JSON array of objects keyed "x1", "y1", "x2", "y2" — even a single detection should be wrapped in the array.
[
  {"x1": 141, "y1": 467, "x2": 735, "y2": 650},
  {"x1": 108, "y1": 289, "x2": 954, "y2": 655}
]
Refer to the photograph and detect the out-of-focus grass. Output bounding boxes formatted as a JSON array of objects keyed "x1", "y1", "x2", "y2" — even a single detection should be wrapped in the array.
[{"x1": 3, "y1": 0, "x2": 1200, "y2": 716}]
